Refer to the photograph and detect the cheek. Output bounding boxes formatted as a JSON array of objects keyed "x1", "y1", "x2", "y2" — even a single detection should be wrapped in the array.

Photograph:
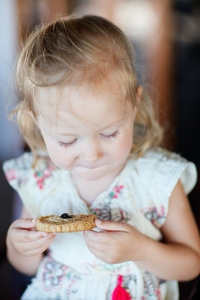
[
  {"x1": 119, "y1": 140, "x2": 132, "y2": 158},
  {"x1": 43, "y1": 140, "x2": 72, "y2": 169},
  {"x1": 113, "y1": 133, "x2": 133, "y2": 161},
  {"x1": 48, "y1": 150, "x2": 73, "y2": 169}
]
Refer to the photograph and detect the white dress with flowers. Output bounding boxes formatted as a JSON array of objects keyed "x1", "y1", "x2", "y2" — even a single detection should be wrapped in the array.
[{"x1": 3, "y1": 147, "x2": 197, "y2": 300}]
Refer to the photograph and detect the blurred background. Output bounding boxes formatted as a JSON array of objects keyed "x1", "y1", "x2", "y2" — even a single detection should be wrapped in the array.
[{"x1": 0, "y1": 0, "x2": 199, "y2": 299}]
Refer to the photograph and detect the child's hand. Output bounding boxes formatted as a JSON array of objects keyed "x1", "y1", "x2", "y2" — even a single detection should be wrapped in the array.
[
  {"x1": 7, "y1": 218, "x2": 56, "y2": 257},
  {"x1": 83, "y1": 219, "x2": 148, "y2": 264}
]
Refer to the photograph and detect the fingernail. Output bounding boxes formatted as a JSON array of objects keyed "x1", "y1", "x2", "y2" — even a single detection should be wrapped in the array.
[
  {"x1": 42, "y1": 232, "x2": 48, "y2": 237},
  {"x1": 96, "y1": 219, "x2": 103, "y2": 226}
]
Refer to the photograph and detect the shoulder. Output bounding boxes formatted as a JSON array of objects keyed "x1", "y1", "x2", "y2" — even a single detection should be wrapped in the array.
[
  {"x1": 134, "y1": 147, "x2": 197, "y2": 195},
  {"x1": 2, "y1": 151, "x2": 58, "y2": 191},
  {"x1": 126, "y1": 148, "x2": 197, "y2": 227},
  {"x1": 2, "y1": 151, "x2": 62, "y2": 218},
  {"x1": 3, "y1": 152, "x2": 35, "y2": 189}
]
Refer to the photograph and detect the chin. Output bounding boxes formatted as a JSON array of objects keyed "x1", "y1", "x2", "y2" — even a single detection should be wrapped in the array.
[{"x1": 72, "y1": 165, "x2": 109, "y2": 181}]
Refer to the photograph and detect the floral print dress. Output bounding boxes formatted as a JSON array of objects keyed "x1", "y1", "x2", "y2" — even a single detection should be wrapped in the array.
[{"x1": 3, "y1": 148, "x2": 197, "y2": 300}]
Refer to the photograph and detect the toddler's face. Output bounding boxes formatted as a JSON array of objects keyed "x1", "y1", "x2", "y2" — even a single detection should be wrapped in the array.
[{"x1": 36, "y1": 82, "x2": 137, "y2": 182}]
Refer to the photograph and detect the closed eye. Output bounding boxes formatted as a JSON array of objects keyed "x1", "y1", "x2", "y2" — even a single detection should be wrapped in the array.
[
  {"x1": 101, "y1": 130, "x2": 119, "y2": 140},
  {"x1": 58, "y1": 139, "x2": 77, "y2": 148}
]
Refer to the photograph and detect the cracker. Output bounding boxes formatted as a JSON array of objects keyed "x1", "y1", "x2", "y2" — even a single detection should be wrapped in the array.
[{"x1": 36, "y1": 213, "x2": 97, "y2": 233}]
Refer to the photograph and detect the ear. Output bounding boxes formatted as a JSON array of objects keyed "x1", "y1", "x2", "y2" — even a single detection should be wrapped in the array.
[{"x1": 136, "y1": 86, "x2": 143, "y2": 106}]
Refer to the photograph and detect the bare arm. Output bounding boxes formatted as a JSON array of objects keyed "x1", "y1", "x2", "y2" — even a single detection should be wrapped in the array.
[
  {"x1": 6, "y1": 206, "x2": 56, "y2": 276},
  {"x1": 137, "y1": 181, "x2": 200, "y2": 280},
  {"x1": 84, "y1": 181, "x2": 200, "y2": 281}
]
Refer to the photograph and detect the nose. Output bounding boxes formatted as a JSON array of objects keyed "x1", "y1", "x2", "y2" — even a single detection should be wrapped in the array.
[{"x1": 80, "y1": 139, "x2": 103, "y2": 163}]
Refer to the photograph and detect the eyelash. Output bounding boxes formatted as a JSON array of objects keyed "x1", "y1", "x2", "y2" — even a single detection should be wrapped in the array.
[
  {"x1": 58, "y1": 131, "x2": 119, "y2": 148},
  {"x1": 101, "y1": 130, "x2": 119, "y2": 140},
  {"x1": 58, "y1": 139, "x2": 77, "y2": 148}
]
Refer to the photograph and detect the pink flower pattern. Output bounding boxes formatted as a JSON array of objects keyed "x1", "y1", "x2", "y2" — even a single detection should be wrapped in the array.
[
  {"x1": 140, "y1": 205, "x2": 166, "y2": 227},
  {"x1": 5, "y1": 168, "x2": 17, "y2": 181},
  {"x1": 34, "y1": 165, "x2": 56, "y2": 189},
  {"x1": 92, "y1": 185, "x2": 127, "y2": 221},
  {"x1": 109, "y1": 185, "x2": 124, "y2": 199},
  {"x1": 142, "y1": 271, "x2": 164, "y2": 299}
]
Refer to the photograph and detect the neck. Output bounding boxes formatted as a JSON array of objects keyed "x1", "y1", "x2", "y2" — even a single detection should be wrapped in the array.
[{"x1": 71, "y1": 169, "x2": 121, "y2": 205}]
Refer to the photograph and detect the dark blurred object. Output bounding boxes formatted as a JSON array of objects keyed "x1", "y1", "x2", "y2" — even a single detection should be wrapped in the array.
[
  {"x1": 173, "y1": 1, "x2": 200, "y2": 299},
  {"x1": 0, "y1": 163, "x2": 32, "y2": 300},
  {"x1": 179, "y1": 276, "x2": 200, "y2": 300},
  {"x1": 173, "y1": 0, "x2": 199, "y2": 12},
  {"x1": 173, "y1": 0, "x2": 200, "y2": 224}
]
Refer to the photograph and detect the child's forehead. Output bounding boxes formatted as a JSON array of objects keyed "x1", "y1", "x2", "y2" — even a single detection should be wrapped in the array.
[
  {"x1": 35, "y1": 81, "x2": 132, "y2": 128},
  {"x1": 36, "y1": 80, "x2": 127, "y2": 111}
]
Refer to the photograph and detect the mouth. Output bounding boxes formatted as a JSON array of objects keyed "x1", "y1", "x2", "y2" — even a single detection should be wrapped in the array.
[{"x1": 77, "y1": 163, "x2": 104, "y2": 169}]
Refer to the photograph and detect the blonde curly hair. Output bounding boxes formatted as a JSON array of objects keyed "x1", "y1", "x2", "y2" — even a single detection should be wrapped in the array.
[{"x1": 14, "y1": 15, "x2": 163, "y2": 163}]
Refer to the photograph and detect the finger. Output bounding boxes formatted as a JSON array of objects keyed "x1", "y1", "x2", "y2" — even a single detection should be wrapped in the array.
[
  {"x1": 85, "y1": 238, "x2": 111, "y2": 254},
  {"x1": 87, "y1": 248, "x2": 107, "y2": 262},
  {"x1": 84, "y1": 229, "x2": 117, "y2": 248},
  {"x1": 13, "y1": 218, "x2": 37, "y2": 230},
  {"x1": 11, "y1": 223, "x2": 56, "y2": 244},
  {"x1": 18, "y1": 233, "x2": 56, "y2": 256},
  {"x1": 23, "y1": 230, "x2": 56, "y2": 242},
  {"x1": 29, "y1": 233, "x2": 56, "y2": 253},
  {"x1": 95, "y1": 219, "x2": 128, "y2": 232},
  {"x1": 86, "y1": 245, "x2": 117, "y2": 264}
]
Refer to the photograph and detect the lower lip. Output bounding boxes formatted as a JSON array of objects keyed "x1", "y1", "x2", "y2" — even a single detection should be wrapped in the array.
[{"x1": 78, "y1": 165, "x2": 104, "y2": 170}]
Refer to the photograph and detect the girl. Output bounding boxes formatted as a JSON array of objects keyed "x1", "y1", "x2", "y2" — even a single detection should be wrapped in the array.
[{"x1": 3, "y1": 15, "x2": 200, "y2": 300}]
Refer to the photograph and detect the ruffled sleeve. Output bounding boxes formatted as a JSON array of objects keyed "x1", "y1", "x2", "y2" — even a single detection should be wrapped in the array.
[
  {"x1": 133, "y1": 148, "x2": 197, "y2": 227},
  {"x1": 3, "y1": 152, "x2": 34, "y2": 189},
  {"x1": 2, "y1": 152, "x2": 58, "y2": 218}
]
